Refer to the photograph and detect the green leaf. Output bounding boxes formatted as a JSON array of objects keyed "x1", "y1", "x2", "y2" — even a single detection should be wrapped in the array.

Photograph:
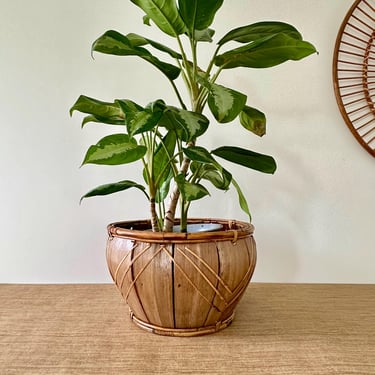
[
  {"x1": 126, "y1": 33, "x2": 182, "y2": 59},
  {"x1": 218, "y1": 21, "x2": 302, "y2": 46},
  {"x1": 183, "y1": 146, "x2": 216, "y2": 164},
  {"x1": 207, "y1": 83, "x2": 247, "y2": 123},
  {"x1": 70, "y1": 95, "x2": 124, "y2": 126},
  {"x1": 143, "y1": 15, "x2": 151, "y2": 26},
  {"x1": 212, "y1": 146, "x2": 277, "y2": 174},
  {"x1": 215, "y1": 32, "x2": 317, "y2": 69},
  {"x1": 183, "y1": 146, "x2": 232, "y2": 190},
  {"x1": 115, "y1": 99, "x2": 143, "y2": 125},
  {"x1": 231, "y1": 178, "x2": 251, "y2": 222},
  {"x1": 116, "y1": 99, "x2": 164, "y2": 136},
  {"x1": 130, "y1": 0, "x2": 186, "y2": 37},
  {"x1": 80, "y1": 180, "x2": 149, "y2": 203},
  {"x1": 155, "y1": 169, "x2": 173, "y2": 203},
  {"x1": 175, "y1": 174, "x2": 209, "y2": 202},
  {"x1": 142, "y1": 131, "x2": 176, "y2": 201},
  {"x1": 161, "y1": 107, "x2": 209, "y2": 142},
  {"x1": 240, "y1": 106, "x2": 266, "y2": 137},
  {"x1": 92, "y1": 30, "x2": 180, "y2": 80},
  {"x1": 194, "y1": 28, "x2": 215, "y2": 42},
  {"x1": 92, "y1": 30, "x2": 148, "y2": 56},
  {"x1": 81, "y1": 115, "x2": 125, "y2": 127},
  {"x1": 153, "y1": 131, "x2": 177, "y2": 187},
  {"x1": 205, "y1": 166, "x2": 232, "y2": 190},
  {"x1": 178, "y1": 0, "x2": 223, "y2": 35},
  {"x1": 191, "y1": 162, "x2": 232, "y2": 190},
  {"x1": 82, "y1": 134, "x2": 147, "y2": 166}
]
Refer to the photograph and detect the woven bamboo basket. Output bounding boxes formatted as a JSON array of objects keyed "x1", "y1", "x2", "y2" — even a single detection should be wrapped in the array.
[{"x1": 106, "y1": 218, "x2": 257, "y2": 336}]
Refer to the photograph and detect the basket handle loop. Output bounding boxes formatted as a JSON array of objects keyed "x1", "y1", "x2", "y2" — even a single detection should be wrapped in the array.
[{"x1": 231, "y1": 230, "x2": 238, "y2": 244}]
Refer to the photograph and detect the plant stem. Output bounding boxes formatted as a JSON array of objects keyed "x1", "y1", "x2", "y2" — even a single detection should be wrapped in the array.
[
  {"x1": 210, "y1": 66, "x2": 223, "y2": 85},
  {"x1": 205, "y1": 45, "x2": 221, "y2": 78},
  {"x1": 170, "y1": 78, "x2": 187, "y2": 110},
  {"x1": 142, "y1": 132, "x2": 161, "y2": 231},
  {"x1": 180, "y1": 199, "x2": 188, "y2": 232},
  {"x1": 163, "y1": 186, "x2": 180, "y2": 231},
  {"x1": 150, "y1": 198, "x2": 160, "y2": 231},
  {"x1": 163, "y1": 152, "x2": 191, "y2": 232},
  {"x1": 142, "y1": 156, "x2": 159, "y2": 231}
]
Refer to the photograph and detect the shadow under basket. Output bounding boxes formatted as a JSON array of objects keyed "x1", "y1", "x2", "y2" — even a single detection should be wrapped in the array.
[{"x1": 106, "y1": 218, "x2": 257, "y2": 337}]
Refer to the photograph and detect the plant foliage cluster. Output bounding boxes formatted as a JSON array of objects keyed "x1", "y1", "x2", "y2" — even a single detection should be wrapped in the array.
[{"x1": 71, "y1": 0, "x2": 317, "y2": 232}]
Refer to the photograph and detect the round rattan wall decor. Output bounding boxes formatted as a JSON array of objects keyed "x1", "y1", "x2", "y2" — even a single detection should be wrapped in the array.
[{"x1": 333, "y1": 0, "x2": 375, "y2": 157}]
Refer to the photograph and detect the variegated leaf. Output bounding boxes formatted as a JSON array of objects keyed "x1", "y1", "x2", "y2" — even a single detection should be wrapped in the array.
[
  {"x1": 70, "y1": 95, "x2": 124, "y2": 126},
  {"x1": 92, "y1": 30, "x2": 180, "y2": 80},
  {"x1": 161, "y1": 107, "x2": 209, "y2": 141},
  {"x1": 82, "y1": 134, "x2": 147, "y2": 165},
  {"x1": 116, "y1": 99, "x2": 164, "y2": 136},
  {"x1": 240, "y1": 106, "x2": 266, "y2": 137},
  {"x1": 175, "y1": 174, "x2": 210, "y2": 201},
  {"x1": 207, "y1": 83, "x2": 247, "y2": 123},
  {"x1": 183, "y1": 146, "x2": 216, "y2": 164},
  {"x1": 130, "y1": 0, "x2": 186, "y2": 37},
  {"x1": 126, "y1": 33, "x2": 182, "y2": 59}
]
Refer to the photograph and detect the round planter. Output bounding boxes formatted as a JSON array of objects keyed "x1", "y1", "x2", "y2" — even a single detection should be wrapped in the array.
[{"x1": 106, "y1": 218, "x2": 257, "y2": 336}]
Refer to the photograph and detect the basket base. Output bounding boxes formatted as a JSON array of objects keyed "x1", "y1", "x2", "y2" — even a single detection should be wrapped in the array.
[{"x1": 130, "y1": 311, "x2": 235, "y2": 337}]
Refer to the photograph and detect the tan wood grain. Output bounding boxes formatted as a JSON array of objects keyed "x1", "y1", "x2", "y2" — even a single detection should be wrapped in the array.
[
  {"x1": 0, "y1": 283, "x2": 374, "y2": 374},
  {"x1": 174, "y1": 242, "x2": 220, "y2": 329}
]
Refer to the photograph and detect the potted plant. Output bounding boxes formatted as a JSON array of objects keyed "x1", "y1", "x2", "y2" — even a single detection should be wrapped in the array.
[{"x1": 70, "y1": 0, "x2": 316, "y2": 336}]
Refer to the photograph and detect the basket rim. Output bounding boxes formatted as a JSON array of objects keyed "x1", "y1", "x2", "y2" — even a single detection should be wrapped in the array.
[{"x1": 107, "y1": 218, "x2": 254, "y2": 244}]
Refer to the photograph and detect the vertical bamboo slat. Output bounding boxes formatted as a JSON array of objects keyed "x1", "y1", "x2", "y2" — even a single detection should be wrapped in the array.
[
  {"x1": 106, "y1": 218, "x2": 257, "y2": 336},
  {"x1": 173, "y1": 242, "x2": 220, "y2": 329},
  {"x1": 106, "y1": 237, "x2": 149, "y2": 323},
  {"x1": 131, "y1": 243, "x2": 175, "y2": 328}
]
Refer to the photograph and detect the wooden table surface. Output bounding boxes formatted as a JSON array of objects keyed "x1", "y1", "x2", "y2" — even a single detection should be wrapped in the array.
[{"x1": 0, "y1": 283, "x2": 374, "y2": 374}]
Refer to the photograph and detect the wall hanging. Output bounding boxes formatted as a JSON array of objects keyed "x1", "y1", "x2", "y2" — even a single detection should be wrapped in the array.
[{"x1": 333, "y1": 0, "x2": 375, "y2": 157}]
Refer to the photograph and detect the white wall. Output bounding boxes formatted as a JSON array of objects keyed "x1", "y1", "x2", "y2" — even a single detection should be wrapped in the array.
[{"x1": 0, "y1": 0, "x2": 373, "y2": 283}]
